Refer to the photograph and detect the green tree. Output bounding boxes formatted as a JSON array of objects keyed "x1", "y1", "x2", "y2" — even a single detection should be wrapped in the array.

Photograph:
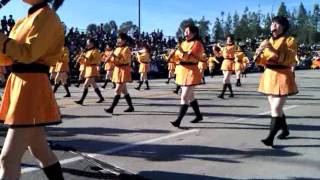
[
  {"x1": 197, "y1": 16, "x2": 211, "y2": 39},
  {"x1": 118, "y1": 21, "x2": 138, "y2": 34},
  {"x1": 277, "y1": 2, "x2": 288, "y2": 17},
  {"x1": 224, "y1": 13, "x2": 233, "y2": 36},
  {"x1": 87, "y1": 24, "x2": 97, "y2": 33},
  {"x1": 212, "y1": 18, "x2": 224, "y2": 42}
]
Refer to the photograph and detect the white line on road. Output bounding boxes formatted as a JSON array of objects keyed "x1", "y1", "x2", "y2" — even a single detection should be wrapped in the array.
[{"x1": 21, "y1": 129, "x2": 200, "y2": 174}]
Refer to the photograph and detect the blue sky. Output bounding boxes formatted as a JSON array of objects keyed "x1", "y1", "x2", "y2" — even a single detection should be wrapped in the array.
[{"x1": 0, "y1": 0, "x2": 318, "y2": 36}]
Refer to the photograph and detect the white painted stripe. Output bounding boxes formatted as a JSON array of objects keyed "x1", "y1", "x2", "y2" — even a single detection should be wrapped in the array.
[{"x1": 21, "y1": 129, "x2": 200, "y2": 174}]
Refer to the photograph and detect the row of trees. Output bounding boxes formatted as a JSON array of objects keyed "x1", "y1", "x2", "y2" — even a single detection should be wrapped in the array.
[{"x1": 86, "y1": 2, "x2": 320, "y2": 45}]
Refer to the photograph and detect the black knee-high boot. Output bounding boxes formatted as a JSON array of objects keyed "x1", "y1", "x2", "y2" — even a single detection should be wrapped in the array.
[
  {"x1": 262, "y1": 117, "x2": 283, "y2": 146},
  {"x1": 75, "y1": 79, "x2": 83, "y2": 88},
  {"x1": 101, "y1": 79, "x2": 109, "y2": 89},
  {"x1": 42, "y1": 162, "x2": 64, "y2": 180},
  {"x1": 112, "y1": 82, "x2": 116, "y2": 89},
  {"x1": 166, "y1": 77, "x2": 171, "y2": 84},
  {"x1": 210, "y1": 70, "x2": 214, "y2": 78},
  {"x1": 227, "y1": 84, "x2": 234, "y2": 97},
  {"x1": 145, "y1": 80, "x2": 150, "y2": 90},
  {"x1": 277, "y1": 114, "x2": 290, "y2": 139},
  {"x1": 124, "y1": 94, "x2": 134, "y2": 112},
  {"x1": 53, "y1": 83, "x2": 60, "y2": 93},
  {"x1": 171, "y1": 104, "x2": 189, "y2": 127},
  {"x1": 94, "y1": 88, "x2": 104, "y2": 103},
  {"x1": 236, "y1": 79, "x2": 241, "y2": 87},
  {"x1": 218, "y1": 84, "x2": 227, "y2": 99},
  {"x1": 75, "y1": 88, "x2": 88, "y2": 105},
  {"x1": 135, "y1": 81, "x2": 143, "y2": 91},
  {"x1": 190, "y1": 100, "x2": 203, "y2": 123},
  {"x1": 63, "y1": 84, "x2": 71, "y2": 97},
  {"x1": 202, "y1": 77, "x2": 206, "y2": 84},
  {"x1": 104, "y1": 95, "x2": 121, "y2": 114},
  {"x1": 173, "y1": 85, "x2": 181, "y2": 94}
]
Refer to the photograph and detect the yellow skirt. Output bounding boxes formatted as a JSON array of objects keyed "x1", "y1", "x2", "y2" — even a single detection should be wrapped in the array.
[
  {"x1": 198, "y1": 61, "x2": 207, "y2": 72},
  {"x1": 258, "y1": 68, "x2": 298, "y2": 96},
  {"x1": 84, "y1": 65, "x2": 99, "y2": 78},
  {"x1": 0, "y1": 73, "x2": 61, "y2": 127},
  {"x1": 139, "y1": 63, "x2": 150, "y2": 73},
  {"x1": 175, "y1": 64, "x2": 201, "y2": 86},
  {"x1": 104, "y1": 62, "x2": 114, "y2": 71},
  {"x1": 221, "y1": 59, "x2": 234, "y2": 71},
  {"x1": 55, "y1": 62, "x2": 69, "y2": 72},
  {"x1": 234, "y1": 62, "x2": 244, "y2": 71},
  {"x1": 112, "y1": 66, "x2": 131, "y2": 84}
]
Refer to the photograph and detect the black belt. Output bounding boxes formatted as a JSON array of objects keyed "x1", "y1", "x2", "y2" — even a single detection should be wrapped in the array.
[
  {"x1": 180, "y1": 62, "x2": 198, "y2": 65},
  {"x1": 12, "y1": 63, "x2": 49, "y2": 73},
  {"x1": 266, "y1": 64, "x2": 290, "y2": 70},
  {"x1": 141, "y1": 62, "x2": 149, "y2": 64}
]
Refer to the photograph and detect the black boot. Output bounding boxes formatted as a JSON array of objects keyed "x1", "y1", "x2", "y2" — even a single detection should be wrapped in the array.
[
  {"x1": 53, "y1": 83, "x2": 60, "y2": 93},
  {"x1": 165, "y1": 78, "x2": 171, "y2": 84},
  {"x1": 202, "y1": 77, "x2": 206, "y2": 84},
  {"x1": 42, "y1": 162, "x2": 64, "y2": 180},
  {"x1": 124, "y1": 94, "x2": 134, "y2": 112},
  {"x1": 277, "y1": 114, "x2": 290, "y2": 139},
  {"x1": 171, "y1": 104, "x2": 189, "y2": 128},
  {"x1": 94, "y1": 88, "x2": 104, "y2": 103},
  {"x1": 236, "y1": 79, "x2": 241, "y2": 87},
  {"x1": 112, "y1": 82, "x2": 116, "y2": 89},
  {"x1": 218, "y1": 84, "x2": 227, "y2": 99},
  {"x1": 101, "y1": 79, "x2": 109, "y2": 89},
  {"x1": 144, "y1": 80, "x2": 150, "y2": 90},
  {"x1": 210, "y1": 71, "x2": 214, "y2": 78},
  {"x1": 135, "y1": 81, "x2": 143, "y2": 91},
  {"x1": 104, "y1": 95, "x2": 121, "y2": 114},
  {"x1": 190, "y1": 100, "x2": 203, "y2": 123},
  {"x1": 262, "y1": 117, "x2": 283, "y2": 147},
  {"x1": 173, "y1": 85, "x2": 181, "y2": 94},
  {"x1": 63, "y1": 84, "x2": 71, "y2": 97},
  {"x1": 75, "y1": 88, "x2": 88, "y2": 105},
  {"x1": 227, "y1": 84, "x2": 234, "y2": 97},
  {"x1": 75, "y1": 79, "x2": 83, "y2": 88}
]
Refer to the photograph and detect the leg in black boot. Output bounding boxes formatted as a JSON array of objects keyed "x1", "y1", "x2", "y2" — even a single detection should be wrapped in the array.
[
  {"x1": 75, "y1": 88, "x2": 88, "y2": 105},
  {"x1": 63, "y1": 84, "x2": 71, "y2": 97},
  {"x1": 227, "y1": 84, "x2": 234, "y2": 97},
  {"x1": 171, "y1": 104, "x2": 189, "y2": 128},
  {"x1": 53, "y1": 83, "x2": 60, "y2": 93},
  {"x1": 135, "y1": 81, "x2": 143, "y2": 91},
  {"x1": 218, "y1": 84, "x2": 227, "y2": 99},
  {"x1": 262, "y1": 117, "x2": 283, "y2": 147},
  {"x1": 42, "y1": 162, "x2": 64, "y2": 180},
  {"x1": 277, "y1": 114, "x2": 290, "y2": 139},
  {"x1": 165, "y1": 78, "x2": 171, "y2": 84},
  {"x1": 112, "y1": 82, "x2": 116, "y2": 89},
  {"x1": 144, "y1": 80, "x2": 150, "y2": 90},
  {"x1": 173, "y1": 85, "x2": 181, "y2": 94},
  {"x1": 101, "y1": 79, "x2": 109, "y2": 89},
  {"x1": 236, "y1": 79, "x2": 240, "y2": 86},
  {"x1": 190, "y1": 100, "x2": 203, "y2": 123},
  {"x1": 94, "y1": 88, "x2": 104, "y2": 103},
  {"x1": 124, "y1": 94, "x2": 134, "y2": 112},
  {"x1": 104, "y1": 95, "x2": 121, "y2": 114}
]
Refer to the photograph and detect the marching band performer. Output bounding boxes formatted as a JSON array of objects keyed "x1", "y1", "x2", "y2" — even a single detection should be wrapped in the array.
[
  {"x1": 74, "y1": 48, "x2": 85, "y2": 87},
  {"x1": 255, "y1": 16, "x2": 298, "y2": 147},
  {"x1": 234, "y1": 46, "x2": 249, "y2": 87},
  {"x1": 164, "y1": 49, "x2": 177, "y2": 84},
  {"x1": 170, "y1": 24, "x2": 204, "y2": 128},
  {"x1": 207, "y1": 49, "x2": 220, "y2": 78},
  {"x1": 75, "y1": 38, "x2": 104, "y2": 105},
  {"x1": 198, "y1": 52, "x2": 208, "y2": 84},
  {"x1": 216, "y1": 35, "x2": 238, "y2": 99},
  {"x1": 53, "y1": 46, "x2": 71, "y2": 97},
  {"x1": 135, "y1": 43, "x2": 151, "y2": 90},
  {"x1": 104, "y1": 33, "x2": 135, "y2": 114},
  {"x1": 101, "y1": 44, "x2": 116, "y2": 89},
  {"x1": 0, "y1": 0, "x2": 65, "y2": 179}
]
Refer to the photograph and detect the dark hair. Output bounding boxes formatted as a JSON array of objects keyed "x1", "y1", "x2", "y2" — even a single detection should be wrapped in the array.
[
  {"x1": 118, "y1": 32, "x2": 134, "y2": 47},
  {"x1": 46, "y1": 0, "x2": 65, "y2": 11},
  {"x1": 226, "y1": 34, "x2": 235, "y2": 44},
  {"x1": 184, "y1": 23, "x2": 202, "y2": 42},
  {"x1": 87, "y1": 38, "x2": 98, "y2": 48},
  {"x1": 272, "y1": 16, "x2": 290, "y2": 34}
]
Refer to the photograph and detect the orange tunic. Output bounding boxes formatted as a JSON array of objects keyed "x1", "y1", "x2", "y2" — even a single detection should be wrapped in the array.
[
  {"x1": 112, "y1": 46, "x2": 132, "y2": 83},
  {"x1": 55, "y1": 47, "x2": 70, "y2": 72},
  {"x1": 174, "y1": 40, "x2": 204, "y2": 86},
  {"x1": 257, "y1": 36, "x2": 298, "y2": 96},
  {"x1": 234, "y1": 52, "x2": 247, "y2": 71},
  {"x1": 82, "y1": 48, "x2": 101, "y2": 78},
  {"x1": 137, "y1": 51, "x2": 150, "y2": 73},
  {"x1": 0, "y1": 4, "x2": 64, "y2": 127},
  {"x1": 102, "y1": 50, "x2": 114, "y2": 71},
  {"x1": 220, "y1": 45, "x2": 237, "y2": 71},
  {"x1": 198, "y1": 53, "x2": 208, "y2": 72}
]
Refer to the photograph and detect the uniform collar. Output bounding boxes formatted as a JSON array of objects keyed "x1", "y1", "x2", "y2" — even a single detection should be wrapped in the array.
[{"x1": 28, "y1": 2, "x2": 48, "y2": 15}]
